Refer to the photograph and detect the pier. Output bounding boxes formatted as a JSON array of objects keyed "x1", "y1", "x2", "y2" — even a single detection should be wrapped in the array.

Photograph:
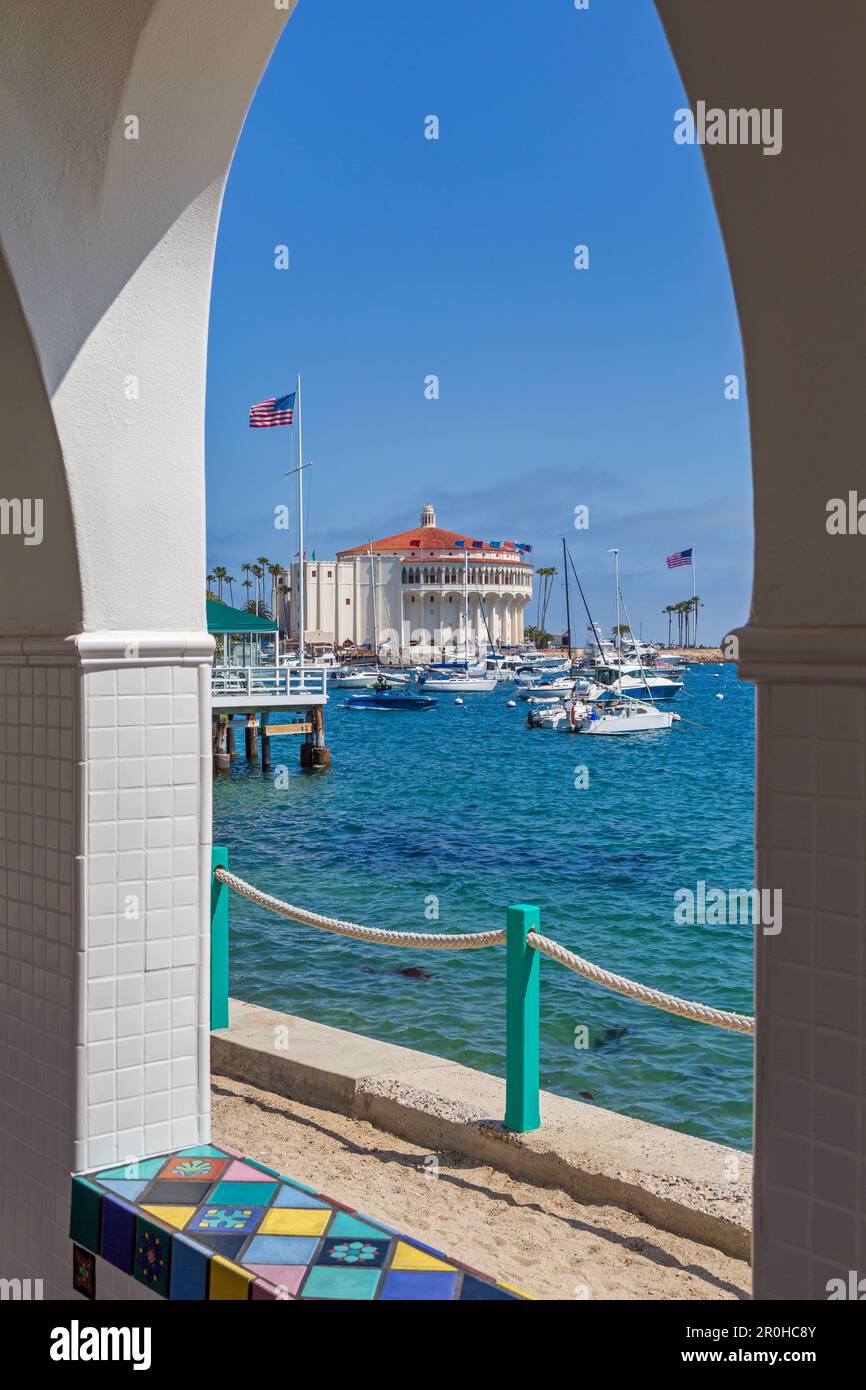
[{"x1": 208, "y1": 599, "x2": 330, "y2": 773}]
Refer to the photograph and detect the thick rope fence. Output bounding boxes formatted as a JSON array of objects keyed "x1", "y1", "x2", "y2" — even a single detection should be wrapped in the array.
[
  {"x1": 526, "y1": 931, "x2": 753, "y2": 1035},
  {"x1": 213, "y1": 866, "x2": 506, "y2": 949},
  {"x1": 213, "y1": 864, "x2": 754, "y2": 1036}
]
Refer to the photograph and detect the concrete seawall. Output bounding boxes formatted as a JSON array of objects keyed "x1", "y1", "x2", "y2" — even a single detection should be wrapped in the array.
[{"x1": 212, "y1": 1000, "x2": 752, "y2": 1261}]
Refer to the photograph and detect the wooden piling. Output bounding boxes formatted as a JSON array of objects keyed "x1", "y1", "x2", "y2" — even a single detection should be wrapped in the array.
[
  {"x1": 213, "y1": 714, "x2": 231, "y2": 773},
  {"x1": 245, "y1": 714, "x2": 257, "y2": 762},
  {"x1": 226, "y1": 718, "x2": 236, "y2": 759},
  {"x1": 260, "y1": 711, "x2": 271, "y2": 770},
  {"x1": 300, "y1": 704, "x2": 330, "y2": 771}
]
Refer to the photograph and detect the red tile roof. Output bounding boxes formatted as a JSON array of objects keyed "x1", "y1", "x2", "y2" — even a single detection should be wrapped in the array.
[{"x1": 338, "y1": 526, "x2": 482, "y2": 556}]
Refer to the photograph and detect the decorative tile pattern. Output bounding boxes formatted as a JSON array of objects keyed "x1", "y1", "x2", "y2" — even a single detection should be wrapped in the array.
[
  {"x1": 73, "y1": 1244, "x2": 96, "y2": 1300},
  {"x1": 72, "y1": 1143, "x2": 529, "y2": 1300}
]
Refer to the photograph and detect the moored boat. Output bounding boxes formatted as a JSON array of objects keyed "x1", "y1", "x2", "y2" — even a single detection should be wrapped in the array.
[
  {"x1": 344, "y1": 686, "x2": 436, "y2": 711},
  {"x1": 419, "y1": 670, "x2": 497, "y2": 693},
  {"x1": 577, "y1": 696, "x2": 680, "y2": 735}
]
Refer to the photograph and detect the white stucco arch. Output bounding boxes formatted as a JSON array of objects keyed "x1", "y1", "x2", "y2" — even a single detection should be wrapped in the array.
[
  {"x1": 0, "y1": 0, "x2": 862, "y2": 1303},
  {"x1": 656, "y1": 0, "x2": 866, "y2": 1299},
  {"x1": 0, "y1": 0, "x2": 299, "y2": 1299}
]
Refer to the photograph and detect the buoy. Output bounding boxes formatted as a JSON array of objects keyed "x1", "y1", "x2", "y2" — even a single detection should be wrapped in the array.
[
  {"x1": 455, "y1": 697, "x2": 464, "y2": 705},
  {"x1": 716, "y1": 693, "x2": 724, "y2": 700},
  {"x1": 507, "y1": 699, "x2": 516, "y2": 708}
]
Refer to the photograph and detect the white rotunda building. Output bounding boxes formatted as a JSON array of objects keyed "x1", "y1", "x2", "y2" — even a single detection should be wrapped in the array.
[{"x1": 280, "y1": 504, "x2": 533, "y2": 659}]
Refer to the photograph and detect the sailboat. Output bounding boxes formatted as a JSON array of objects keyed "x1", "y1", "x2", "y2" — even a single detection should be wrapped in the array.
[
  {"x1": 576, "y1": 695, "x2": 680, "y2": 735},
  {"x1": 557, "y1": 543, "x2": 680, "y2": 734},
  {"x1": 419, "y1": 553, "x2": 497, "y2": 693}
]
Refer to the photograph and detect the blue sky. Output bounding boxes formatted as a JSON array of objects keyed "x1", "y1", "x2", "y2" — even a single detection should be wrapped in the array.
[{"x1": 206, "y1": 0, "x2": 752, "y2": 644}]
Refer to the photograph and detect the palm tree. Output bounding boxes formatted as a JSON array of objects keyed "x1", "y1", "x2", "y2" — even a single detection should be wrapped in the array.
[
  {"x1": 251, "y1": 564, "x2": 264, "y2": 616},
  {"x1": 691, "y1": 593, "x2": 701, "y2": 648},
  {"x1": 225, "y1": 574, "x2": 236, "y2": 606},
  {"x1": 212, "y1": 565, "x2": 228, "y2": 601},
  {"x1": 242, "y1": 577, "x2": 253, "y2": 607},
  {"x1": 267, "y1": 561, "x2": 283, "y2": 618},
  {"x1": 678, "y1": 598, "x2": 691, "y2": 648},
  {"x1": 256, "y1": 555, "x2": 270, "y2": 615},
  {"x1": 535, "y1": 566, "x2": 557, "y2": 633}
]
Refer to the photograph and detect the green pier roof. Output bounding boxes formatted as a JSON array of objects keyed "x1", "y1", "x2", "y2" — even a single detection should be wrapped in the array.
[{"x1": 206, "y1": 598, "x2": 278, "y2": 634}]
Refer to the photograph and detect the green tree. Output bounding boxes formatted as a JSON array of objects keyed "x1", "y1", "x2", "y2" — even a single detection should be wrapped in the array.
[
  {"x1": 525, "y1": 624, "x2": 551, "y2": 650},
  {"x1": 212, "y1": 565, "x2": 228, "y2": 601},
  {"x1": 251, "y1": 563, "x2": 264, "y2": 614},
  {"x1": 535, "y1": 566, "x2": 557, "y2": 633}
]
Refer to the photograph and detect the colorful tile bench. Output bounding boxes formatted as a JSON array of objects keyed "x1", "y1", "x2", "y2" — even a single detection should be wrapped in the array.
[{"x1": 70, "y1": 1144, "x2": 529, "y2": 1301}]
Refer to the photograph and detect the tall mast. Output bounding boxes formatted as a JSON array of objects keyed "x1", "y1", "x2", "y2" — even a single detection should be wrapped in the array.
[
  {"x1": 562, "y1": 536, "x2": 572, "y2": 661},
  {"x1": 608, "y1": 547, "x2": 620, "y2": 654},
  {"x1": 368, "y1": 540, "x2": 379, "y2": 663},
  {"x1": 463, "y1": 550, "x2": 470, "y2": 669},
  {"x1": 296, "y1": 372, "x2": 305, "y2": 674}
]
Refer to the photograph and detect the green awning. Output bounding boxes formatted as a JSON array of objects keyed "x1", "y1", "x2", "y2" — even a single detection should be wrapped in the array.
[{"x1": 206, "y1": 599, "x2": 278, "y2": 634}]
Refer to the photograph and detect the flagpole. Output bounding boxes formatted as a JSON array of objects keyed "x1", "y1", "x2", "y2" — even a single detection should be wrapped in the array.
[
  {"x1": 692, "y1": 547, "x2": 697, "y2": 649},
  {"x1": 297, "y1": 372, "x2": 305, "y2": 674}
]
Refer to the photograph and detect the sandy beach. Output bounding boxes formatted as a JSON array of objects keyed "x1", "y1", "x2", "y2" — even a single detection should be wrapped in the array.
[{"x1": 212, "y1": 1075, "x2": 750, "y2": 1301}]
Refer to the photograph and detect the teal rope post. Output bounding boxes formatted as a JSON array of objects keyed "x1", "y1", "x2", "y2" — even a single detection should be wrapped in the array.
[
  {"x1": 504, "y1": 904, "x2": 541, "y2": 1132},
  {"x1": 211, "y1": 846, "x2": 229, "y2": 1030}
]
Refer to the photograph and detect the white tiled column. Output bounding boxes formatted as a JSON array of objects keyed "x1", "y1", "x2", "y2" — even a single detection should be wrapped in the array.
[
  {"x1": 0, "y1": 632, "x2": 213, "y2": 1298},
  {"x1": 741, "y1": 629, "x2": 866, "y2": 1299}
]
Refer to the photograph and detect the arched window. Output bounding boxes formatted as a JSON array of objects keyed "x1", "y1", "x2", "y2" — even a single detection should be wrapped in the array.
[{"x1": 402, "y1": 567, "x2": 407, "y2": 583}]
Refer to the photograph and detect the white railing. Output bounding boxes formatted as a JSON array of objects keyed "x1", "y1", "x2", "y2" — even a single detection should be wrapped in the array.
[{"x1": 212, "y1": 665, "x2": 327, "y2": 699}]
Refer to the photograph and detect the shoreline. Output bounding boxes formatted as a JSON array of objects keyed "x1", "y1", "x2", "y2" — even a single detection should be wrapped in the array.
[
  {"x1": 212, "y1": 1072, "x2": 750, "y2": 1301},
  {"x1": 212, "y1": 1000, "x2": 752, "y2": 1260}
]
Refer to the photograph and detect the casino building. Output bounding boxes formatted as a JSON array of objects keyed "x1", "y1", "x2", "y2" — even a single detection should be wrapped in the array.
[{"x1": 278, "y1": 503, "x2": 533, "y2": 658}]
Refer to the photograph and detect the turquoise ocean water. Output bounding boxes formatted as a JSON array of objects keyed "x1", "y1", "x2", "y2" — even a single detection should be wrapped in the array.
[{"x1": 213, "y1": 663, "x2": 754, "y2": 1150}]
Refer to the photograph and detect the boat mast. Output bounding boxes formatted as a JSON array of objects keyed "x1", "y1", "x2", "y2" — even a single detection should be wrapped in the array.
[
  {"x1": 463, "y1": 550, "x2": 470, "y2": 670},
  {"x1": 608, "y1": 547, "x2": 620, "y2": 656},
  {"x1": 297, "y1": 373, "x2": 305, "y2": 674},
  {"x1": 564, "y1": 543, "x2": 606, "y2": 656},
  {"x1": 617, "y1": 583, "x2": 655, "y2": 704},
  {"x1": 562, "y1": 536, "x2": 572, "y2": 662},
  {"x1": 368, "y1": 540, "x2": 380, "y2": 666}
]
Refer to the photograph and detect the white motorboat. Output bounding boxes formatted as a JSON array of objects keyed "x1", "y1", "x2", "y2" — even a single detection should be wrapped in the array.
[
  {"x1": 331, "y1": 666, "x2": 410, "y2": 689},
  {"x1": 419, "y1": 670, "x2": 498, "y2": 693},
  {"x1": 577, "y1": 696, "x2": 680, "y2": 735},
  {"x1": 527, "y1": 698, "x2": 591, "y2": 731},
  {"x1": 485, "y1": 654, "x2": 523, "y2": 680},
  {"x1": 515, "y1": 657, "x2": 570, "y2": 684},
  {"x1": 519, "y1": 675, "x2": 580, "y2": 703},
  {"x1": 591, "y1": 658, "x2": 684, "y2": 701}
]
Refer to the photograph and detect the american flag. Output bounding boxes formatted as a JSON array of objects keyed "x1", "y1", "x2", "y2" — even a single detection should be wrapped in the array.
[
  {"x1": 249, "y1": 392, "x2": 295, "y2": 428},
  {"x1": 666, "y1": 547, "x2": 693, "y2": 569}
]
